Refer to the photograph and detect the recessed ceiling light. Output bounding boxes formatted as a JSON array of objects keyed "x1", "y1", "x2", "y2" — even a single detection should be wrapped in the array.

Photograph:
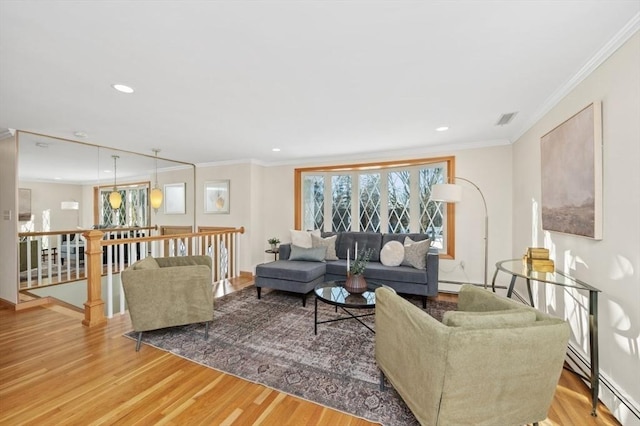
[
  {"x1": 54, "y1": 177, "x2": 62, "y2": 180},
  {"x1": 112, "y1": 84, "x2": 134, "y2": 94},
  {"x1": 272, "y1": 148, "x2": 281, "y2": 152},
  {"x1": 104, "y1": 170, "x2": 111, "y2": 173},
  {"x1": 74, "y1": 131, "x2": 88, "y2": 138},
  {"x1": 436, "y1": 126, "x2": 449, "y2": 132}
]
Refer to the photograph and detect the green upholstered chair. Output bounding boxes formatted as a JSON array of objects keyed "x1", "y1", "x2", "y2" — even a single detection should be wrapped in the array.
[
  {"x1": 121, "y1": 255, "x2": 214, "y2": 351},
  {"x1": 375, "y1": 284, "x2": 570, "y2": 426}
]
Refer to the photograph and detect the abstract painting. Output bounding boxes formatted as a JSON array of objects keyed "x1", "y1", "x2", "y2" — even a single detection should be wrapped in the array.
[
  {"x1": 540, "y1": 102, "x2": 602, "y2": 239},
  {"x1": 205, "y1": 180, "x2": 230, "y2": 214}
]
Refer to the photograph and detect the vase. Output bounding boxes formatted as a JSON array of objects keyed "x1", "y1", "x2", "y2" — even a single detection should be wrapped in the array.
[
  {"x1": 270, "y1": 243, "x2": 278, "y2": 251},
  {"x1": 345, "y1": 274, "x2": 367, "y2": 294}
]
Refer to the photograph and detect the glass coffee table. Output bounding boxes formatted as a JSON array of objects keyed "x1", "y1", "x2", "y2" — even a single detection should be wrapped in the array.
[{"x1": 314, "y1": 280, "x2": 382, "y2": 335}]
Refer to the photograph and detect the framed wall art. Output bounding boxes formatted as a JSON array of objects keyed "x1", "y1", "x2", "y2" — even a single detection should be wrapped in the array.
[
  {"x1": 164, "y1": 183, "x2": 186, "y2": 215},
  {"x1": 540, "y1": 102, "x2": 602, "y2": 239},
  {"x1": 204, "y1": 180, "x2": 230, "y2": 214}
]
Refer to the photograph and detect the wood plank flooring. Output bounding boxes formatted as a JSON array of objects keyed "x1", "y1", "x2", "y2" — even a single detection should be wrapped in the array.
[{"x1": 1, "y1": 278, "x2": 621, "y2": 425}]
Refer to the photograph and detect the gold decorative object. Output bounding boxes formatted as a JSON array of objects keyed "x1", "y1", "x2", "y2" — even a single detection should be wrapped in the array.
[{"x1": 523, "y1": 247, "x2": 554, "y2": 272}]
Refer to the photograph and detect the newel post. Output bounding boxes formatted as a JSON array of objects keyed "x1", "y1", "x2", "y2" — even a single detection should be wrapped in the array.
[{"x1": 82, "y1": 230, "x2": 107, "y2": 327}]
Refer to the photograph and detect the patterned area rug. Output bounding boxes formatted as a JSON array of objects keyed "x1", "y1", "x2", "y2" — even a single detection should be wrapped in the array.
[{"x1": 127, "y1": 286, "x2": 457, "y2": 426}]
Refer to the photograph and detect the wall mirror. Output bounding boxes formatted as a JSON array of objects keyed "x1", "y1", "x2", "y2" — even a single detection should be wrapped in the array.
[{"x1": 16, "y1": 131, "x2": 195, "y2": 232}]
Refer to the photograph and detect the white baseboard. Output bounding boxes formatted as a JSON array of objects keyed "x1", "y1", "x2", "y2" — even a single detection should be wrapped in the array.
[
  {"x1": 565, "y1": 345, "x2": 640, "y2": 425},
  {"x1": 510, "y1": 289, "x2": 640, "y2": 425}
]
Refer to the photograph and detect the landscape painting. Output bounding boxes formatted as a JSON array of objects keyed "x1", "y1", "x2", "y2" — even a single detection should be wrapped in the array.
[{"x1": 540, "y1": 102, "x2": 602, "y2": 239}]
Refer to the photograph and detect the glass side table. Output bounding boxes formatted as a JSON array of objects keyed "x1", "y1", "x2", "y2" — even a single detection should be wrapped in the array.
[{"x1": 491, "y1": 259, "x2": 601, "y2": 416}]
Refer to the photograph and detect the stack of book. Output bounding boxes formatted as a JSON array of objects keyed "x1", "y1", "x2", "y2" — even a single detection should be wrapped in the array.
[{"x1": 524, "y1": 247, "x2": 554, "y2": 272}]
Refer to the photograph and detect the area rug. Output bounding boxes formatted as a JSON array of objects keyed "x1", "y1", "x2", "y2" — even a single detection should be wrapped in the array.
[{"x1": 128, "y1": 286, "x2": 457, "y2": 426}]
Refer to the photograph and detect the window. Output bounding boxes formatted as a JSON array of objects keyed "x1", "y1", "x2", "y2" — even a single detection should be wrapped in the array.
[
  {"x1": 295, "y1": 156, "x2": 456, "y2": 257},
  {"x1": 95, "y1": 182, "x2": 150, "y2": 227}
]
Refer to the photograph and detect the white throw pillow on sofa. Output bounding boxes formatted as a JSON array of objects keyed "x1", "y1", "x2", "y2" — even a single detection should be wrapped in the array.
[
  {"x1": 290, "y1": 229, "x2": 321, "y2": 248},
  {"x1": 380, "y1": 241, "x2": 405, "y2": 266}
]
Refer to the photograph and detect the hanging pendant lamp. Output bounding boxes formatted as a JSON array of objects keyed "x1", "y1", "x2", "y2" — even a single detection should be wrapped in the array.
[
  {"x1": 109, "y1": 155, "x2": 122, "y2": 209},
  {"x1": 150, "y1": 148, "x2": 163, "y2": 212}
]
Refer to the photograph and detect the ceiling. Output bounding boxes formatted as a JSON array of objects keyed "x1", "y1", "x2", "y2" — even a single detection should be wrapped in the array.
[{"x1": 1, "y1": 1, "x2": 639, "y2": 170}]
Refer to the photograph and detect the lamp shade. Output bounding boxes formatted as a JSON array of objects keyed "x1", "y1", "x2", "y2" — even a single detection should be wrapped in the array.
[
  {"x1": 109, "y1": 190, "x2": 122, "y2": 209},
  {"x1": 61, "y1": 201, "x2": 79, "y2": 210},
  {"x1": 150, "y1": 187, "x2": 163, "y2": 210},
  {"x1": 430, "y1": 183, "x2": 463, "y2": 203}
]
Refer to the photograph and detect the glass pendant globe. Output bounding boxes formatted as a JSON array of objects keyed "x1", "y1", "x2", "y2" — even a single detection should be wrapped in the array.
[
  {"x1": 109, "y1": 191, "x2": 122, "y2": 209},
  {"x1": 150, "y1": 187, "x2": 163, "y2": 210}
]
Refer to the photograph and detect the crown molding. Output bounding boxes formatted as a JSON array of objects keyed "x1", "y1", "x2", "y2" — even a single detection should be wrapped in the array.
[
  {"x1": 0, "y1": 128, "x2": 15, "y2": 140},
  {"x1": 248, "y1": 138, "x2": 511, "y2": 168},
  {"x1": 513, "y1": 13, "x2": 640, "y2": 143}
]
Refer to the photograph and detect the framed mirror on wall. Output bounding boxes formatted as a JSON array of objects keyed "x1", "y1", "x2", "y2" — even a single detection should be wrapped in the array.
[{"x1": 16, "y1": 131, "x2": 196, "y2": 232}]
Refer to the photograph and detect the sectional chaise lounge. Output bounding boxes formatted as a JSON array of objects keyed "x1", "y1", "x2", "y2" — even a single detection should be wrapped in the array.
[{"x1": 255, "y1": 231, "x2": 439, "y2": 308}]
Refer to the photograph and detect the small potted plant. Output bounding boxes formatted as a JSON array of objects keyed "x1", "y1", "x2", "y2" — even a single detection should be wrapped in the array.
[{"x1": 267, "y1": 237, "x2": 280, "y2": 251}]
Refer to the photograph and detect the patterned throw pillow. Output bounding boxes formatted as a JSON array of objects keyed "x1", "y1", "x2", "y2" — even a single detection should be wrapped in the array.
[
  {"x1": 311, "y1": 234, "x2": 338, "y2": 260},
  {"x1": 380, "y1": 240, "x2": 405, "y2": 266},
  {"x1": 401, "y1": 237, "x2": 430, "y2": 269}
]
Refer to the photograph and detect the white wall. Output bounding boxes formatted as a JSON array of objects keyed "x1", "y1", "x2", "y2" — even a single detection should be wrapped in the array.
[
  {"x1": 17, "y1": 181, "x2": 84, "y2": 236},
  {"x1": 149, "y1": 166, "x2": 196, "y2": 228},
  {"x1": 195, "y1": 162, "x2": 254, "y2": 271},
  {"x1": 510, "y1": 32, "x2": 640, "y2": 424},
  {"x1": 0, "y1": 135, "x2": 18, "y2": 304}
]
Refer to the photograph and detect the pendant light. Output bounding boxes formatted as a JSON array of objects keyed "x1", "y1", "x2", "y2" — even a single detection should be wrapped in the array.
[
  {"x1": 150, "y1": 148, "x2": 163, "y2": 212},
  {"x1": 109, "y1": 155, "x2": 122, "y2": 209}
]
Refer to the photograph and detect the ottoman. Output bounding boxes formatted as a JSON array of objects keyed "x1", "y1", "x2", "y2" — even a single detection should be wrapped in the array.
[{"x1": 255, "y1": 260, "x2": 326, "y2": 306}]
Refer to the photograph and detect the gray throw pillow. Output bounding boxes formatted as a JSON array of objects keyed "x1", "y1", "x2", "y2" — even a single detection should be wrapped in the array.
[
  {"x1": 311, "y1": 234, "x2": 338, "y2": 260},
  {"x1": 401, "y1": 237, "x2": 430, "y2": 269},
  {"x1": 289, "y1": 245, "x2": 327, "y2": 262}
]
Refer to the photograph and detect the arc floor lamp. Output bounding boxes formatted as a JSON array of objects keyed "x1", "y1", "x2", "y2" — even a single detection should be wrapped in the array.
[{"x1": 430, "y1": 177, "x2": 489, "y2": 288}]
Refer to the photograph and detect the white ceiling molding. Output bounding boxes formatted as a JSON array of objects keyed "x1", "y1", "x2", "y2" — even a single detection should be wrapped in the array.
[
  {"x1": 246, "y1": 139, "x2": 512, "y2": 168},
  {"x1": 514, "y1": 13, "x2": 640, "y2": 142},
  {"x1": 0, "y1": 128, "x2": 14, "y2": 140}
]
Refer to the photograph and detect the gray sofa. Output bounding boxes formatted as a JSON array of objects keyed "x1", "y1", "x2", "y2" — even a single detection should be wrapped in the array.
[{"x1": 255, "y1": 231, "x2": 439, "y2": 308}]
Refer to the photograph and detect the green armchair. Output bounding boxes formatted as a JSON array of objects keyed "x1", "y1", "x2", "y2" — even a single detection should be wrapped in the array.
[
  {"x1": 121, "y1": 255, "x2": 214, "y2": 351},
  {"x1": 375, "y1": 284, "x2": 570, "y2": 426}
]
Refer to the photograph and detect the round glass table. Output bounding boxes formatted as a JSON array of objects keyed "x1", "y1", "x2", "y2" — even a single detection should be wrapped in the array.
[{"x1": 313, "y1": 280, "x2": 382, "y2": 335}]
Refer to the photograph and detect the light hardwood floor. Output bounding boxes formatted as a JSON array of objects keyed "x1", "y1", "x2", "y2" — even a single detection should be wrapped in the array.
[{"x1": 1, "y1": 278, "x2": 620, "y2": 425}]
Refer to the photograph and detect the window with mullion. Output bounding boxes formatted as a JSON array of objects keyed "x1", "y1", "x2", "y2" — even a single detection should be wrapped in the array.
[
  {"x1": 359, "y1": 173, "x2": 381, "y2": 232},
  {"x1": 331, "y1": 175, "x2": 352, "y2": 232},
  {"x1": 99, "y1": 185, "x2": 149, "y2": 228},
  {"x1": 296, "y1": 156, "x2": 454, "y2": 256}
]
